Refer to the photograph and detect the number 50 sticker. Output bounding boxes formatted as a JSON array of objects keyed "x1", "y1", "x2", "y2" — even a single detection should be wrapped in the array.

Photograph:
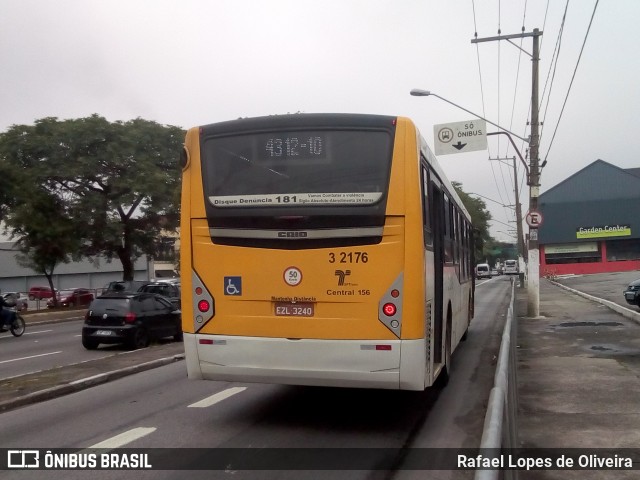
[{"x1": 283, "y1": 267, "x2": 303, "y2": 286}]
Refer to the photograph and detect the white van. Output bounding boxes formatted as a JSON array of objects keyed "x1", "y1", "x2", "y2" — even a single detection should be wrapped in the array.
[
  {"x1": 475, "y1": 263, "x2": 491, "y2": 279},
  {"x1": 504, "y1": 259, "x2": 518, "y2": 275}
]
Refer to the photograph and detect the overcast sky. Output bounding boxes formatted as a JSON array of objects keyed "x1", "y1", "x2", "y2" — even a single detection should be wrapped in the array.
[{"x1": 1, "y1": 0, "x2": 635, "y2": 243}]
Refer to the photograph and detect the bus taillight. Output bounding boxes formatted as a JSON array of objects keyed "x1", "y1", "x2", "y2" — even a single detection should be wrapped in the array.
[
  {"x1": 382, "y1": 303, "x2": 397, "y2": 316},
  {"x1": 198, "y1": 300, "x2": 210, "y2": 312}
]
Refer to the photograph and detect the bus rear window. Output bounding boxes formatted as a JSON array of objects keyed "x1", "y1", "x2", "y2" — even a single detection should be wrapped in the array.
[{"x1": 202, "y1": 129, "x2": 392, "y2": 208}]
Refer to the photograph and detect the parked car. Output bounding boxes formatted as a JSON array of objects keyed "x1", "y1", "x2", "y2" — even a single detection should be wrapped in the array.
[
  {"x1": 153, "y1": 277, "x2": 180, "y2": 285},
  {"x1": 623, "y1": 278, "x2": 640, "y2": 309},
  {"x1": 138, "y1": 282, "x2": 181, "y2": 309},
  {"x1": 47, "y1": 288, "x2": 94, "y2": 308},
  {"x1": 28, "y1": 286, "x2": 56, "y2": 300},
  {"x1": 82, "y1": 292, "x2": 182, "y2": 350},
  {"x1": 103, "y1": 280, "x2": 152, "y2": 294},
  {"x1": 2, "y1": 292, "x2": 28, "y2": 312}
]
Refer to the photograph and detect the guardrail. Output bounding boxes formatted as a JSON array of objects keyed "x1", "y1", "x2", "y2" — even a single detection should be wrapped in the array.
[{"x1": 474, "y1": 278, "x2": 519, "y2": 480}]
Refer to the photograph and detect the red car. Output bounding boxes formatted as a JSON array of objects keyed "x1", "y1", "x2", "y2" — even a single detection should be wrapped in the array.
[
  {"x1": 47, "y1": 288, "x2": 94, "y2": 308},
  {"x1": 28, "y1": 286, "x2": 56, "y2": 300}
]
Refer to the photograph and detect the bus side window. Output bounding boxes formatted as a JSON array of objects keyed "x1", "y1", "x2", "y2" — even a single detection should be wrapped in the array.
[
  {"x1": 453, "y1": 208, "x2": 459, "y2": 265},
  {"x1": 443, "y1": 194, "x2": 452, "y2": 263},
  {"x1": 421, "y1": 164, "x2": 433, "y2": 246}
]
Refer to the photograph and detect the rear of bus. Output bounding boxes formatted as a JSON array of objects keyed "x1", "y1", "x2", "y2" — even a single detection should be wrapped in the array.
[
  {"x1": 504, "y1": 259, "x2": 518, "y2": 275},
  {"x1": 180, "y1": 113, "x2": 428, "y2": 390}
]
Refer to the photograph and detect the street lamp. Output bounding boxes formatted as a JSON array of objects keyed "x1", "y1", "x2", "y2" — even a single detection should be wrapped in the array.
[{"x1": 409, "y1": 89, "x2": 530, "y2": 144}]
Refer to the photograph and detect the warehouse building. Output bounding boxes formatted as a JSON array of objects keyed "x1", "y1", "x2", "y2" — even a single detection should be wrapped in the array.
[{"x1": 538, "y1": 159, "x2": 640, "y2": 276}]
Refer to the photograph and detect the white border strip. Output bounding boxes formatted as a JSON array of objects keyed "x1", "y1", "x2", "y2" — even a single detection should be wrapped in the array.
[{"x1": 188, "y1": 387, "x2": 246, "y2": 408}]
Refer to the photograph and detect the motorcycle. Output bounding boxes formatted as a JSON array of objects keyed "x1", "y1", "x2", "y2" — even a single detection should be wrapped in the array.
[{"x1": 1, "y1": 302, "x2": 26, "y2": 337}]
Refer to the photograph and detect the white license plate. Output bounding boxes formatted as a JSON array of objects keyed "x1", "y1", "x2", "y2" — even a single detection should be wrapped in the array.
[
  {"x1": 96, "y1": 330, "x2": 113, "y2": 336},
  {"x1": 274, "y1": 302, "x2": 314, "y2": 317}
]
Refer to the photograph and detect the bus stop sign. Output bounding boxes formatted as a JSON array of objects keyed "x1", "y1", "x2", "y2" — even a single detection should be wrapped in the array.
[{"x1": 434, "y1": 120, "x2": 487, "y2": 156}]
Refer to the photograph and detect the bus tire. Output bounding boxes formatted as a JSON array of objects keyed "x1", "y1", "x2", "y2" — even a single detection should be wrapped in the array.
[
  {"x1": 437, "y1": 306, "x2": 453, "y2": 387},
  {"x1": 461, "y1": 294, "x2": 473, "y2": 342}
]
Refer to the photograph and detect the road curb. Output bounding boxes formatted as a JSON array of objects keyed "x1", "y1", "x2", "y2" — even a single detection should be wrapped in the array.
[
  {"x1": 0, "y1": 354, "x2": 185, "y2": 413},
  {"x1": 549, "y1": 279, "x2": 640, "y2": 325}
]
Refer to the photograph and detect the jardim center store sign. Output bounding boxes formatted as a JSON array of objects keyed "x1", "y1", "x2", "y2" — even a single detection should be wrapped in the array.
[{"x1": 576, "y1": 225, "x2": 631, "y2": 239}]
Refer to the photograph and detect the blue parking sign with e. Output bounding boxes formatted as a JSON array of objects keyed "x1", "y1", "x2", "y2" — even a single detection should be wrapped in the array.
[{"x1": 224, "y1": 276, "x2": 242, "y2": 295}]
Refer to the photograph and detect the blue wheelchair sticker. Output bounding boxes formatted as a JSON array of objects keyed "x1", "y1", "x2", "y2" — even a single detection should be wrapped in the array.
[{"x1": 224, "y1": 276, "x2": 242, "y2": 296}]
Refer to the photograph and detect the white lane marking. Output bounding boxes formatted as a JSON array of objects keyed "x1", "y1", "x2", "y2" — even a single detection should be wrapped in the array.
[
  {"x1": 0, "y1": 329, "x2": 53, "y2": 339},
  {"x1": 188, "y1": 387, "x2": 246, "y2": 408},
  {"x1": 89, "y1": 427, "x2": 157, "y2": 449},
  {"x1": 0, "y1": 351, "x2": 62, "y2": 364}
]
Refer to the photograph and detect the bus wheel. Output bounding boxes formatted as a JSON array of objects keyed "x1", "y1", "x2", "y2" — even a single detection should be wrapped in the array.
[
  {"x1": 437, "y1": 308, "x2": 453, "y2": 387},
  {"x1": 461, "y1": 294, "x2": 472, "y2": 342}
]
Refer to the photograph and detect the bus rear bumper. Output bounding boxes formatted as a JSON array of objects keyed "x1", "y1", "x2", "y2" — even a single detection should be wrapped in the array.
[{"x1": 184, "y1": 333, "x2": 426, "y2": 390}]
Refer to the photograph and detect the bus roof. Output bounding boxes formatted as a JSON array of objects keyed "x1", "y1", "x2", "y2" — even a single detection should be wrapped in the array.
[{"x1": 197, "y1": 113, "x2": 398, "y2": 136}]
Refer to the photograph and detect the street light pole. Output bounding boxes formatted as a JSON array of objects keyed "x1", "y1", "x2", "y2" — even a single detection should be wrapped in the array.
[{"x1": 409, "y1": 89, "x2": 530, "y2": 144}]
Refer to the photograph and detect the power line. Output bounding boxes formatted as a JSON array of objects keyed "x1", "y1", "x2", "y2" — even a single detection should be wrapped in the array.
[
  {"x1": 543, "y1": 0, "x2": 599, "y2": 164},
  {"x1": 539, "y1": 0, "x2": 569, "y2": 144},
  {"x1": 471, "y1": 0, "x2": 510, "y2": 213}
]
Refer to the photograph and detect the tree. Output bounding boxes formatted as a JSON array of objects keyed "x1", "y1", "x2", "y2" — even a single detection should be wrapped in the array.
[
  {"x1": 11, "y1": 190, "x2": 81, "y2": 307},
  {"x1": 452, "y1": 181, "x2": 492, "y2": 264},
  {"x1": 0, "y1": 115, "x2": 185, "y2": 280}
]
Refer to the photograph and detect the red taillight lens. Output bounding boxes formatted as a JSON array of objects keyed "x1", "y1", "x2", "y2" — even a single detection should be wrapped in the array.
[
  {"x1": 198, "y1": 300, "x2": 210, "y2": 312},
  {"x1": 382, "y1": 303, "x2": 397, "y2": 316},
  {"x1": 125, "y1": 312, "x2": 136, "y2": 323}
]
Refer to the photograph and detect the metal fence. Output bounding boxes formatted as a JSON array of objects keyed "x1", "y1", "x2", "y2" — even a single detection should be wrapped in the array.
[{"x1": 474, "y1": 278, "x2": 519, "y2": 480}]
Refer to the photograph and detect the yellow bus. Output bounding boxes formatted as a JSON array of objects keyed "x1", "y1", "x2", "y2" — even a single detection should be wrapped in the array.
[{"x1": 180, "y1": 113, "x2": 474, "y2": 390}]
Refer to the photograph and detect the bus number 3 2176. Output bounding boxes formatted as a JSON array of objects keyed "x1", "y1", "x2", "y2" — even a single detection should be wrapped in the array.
[{"x1": 329, "y1": 252, "x2": 369, "y2": 263}]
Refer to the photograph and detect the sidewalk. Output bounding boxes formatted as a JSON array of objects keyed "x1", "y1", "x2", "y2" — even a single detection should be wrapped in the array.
[{"x1": 516, "y1": 279, "x2": 640, "y2": 478}]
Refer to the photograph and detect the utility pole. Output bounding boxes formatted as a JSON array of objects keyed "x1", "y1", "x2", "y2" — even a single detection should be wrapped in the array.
[
  {"x1": 472, "y1": 28, "x2": 543, "y2": 317},
  {"x1": 528, "y1": 29, "x2": 542, "y2": 317}
]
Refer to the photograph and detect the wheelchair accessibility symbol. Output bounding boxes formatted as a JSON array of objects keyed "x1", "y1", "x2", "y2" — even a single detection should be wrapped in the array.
[{"x1": 224, "y1": 276, "x2": 242, "y2": 296}]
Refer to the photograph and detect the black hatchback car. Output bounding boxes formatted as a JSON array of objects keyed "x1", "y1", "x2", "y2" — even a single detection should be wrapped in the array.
[
  {"x1": 623, "y1": 278, "x2": 640, "y2": 309},
  {"x1": 82, "y1": 292, "x2": 182, "y2": 350}
]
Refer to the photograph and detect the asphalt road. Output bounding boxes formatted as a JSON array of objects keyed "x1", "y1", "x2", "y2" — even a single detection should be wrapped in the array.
[
  {"x1": 0, "y1": 277, "x2": 514, "y2": 479},
  {"x1": 0, "y1": 317, "x2": 186, "y2": 381},
  {"x1": 553, "y1": 270, "x2": 640, "y2": 310}
]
